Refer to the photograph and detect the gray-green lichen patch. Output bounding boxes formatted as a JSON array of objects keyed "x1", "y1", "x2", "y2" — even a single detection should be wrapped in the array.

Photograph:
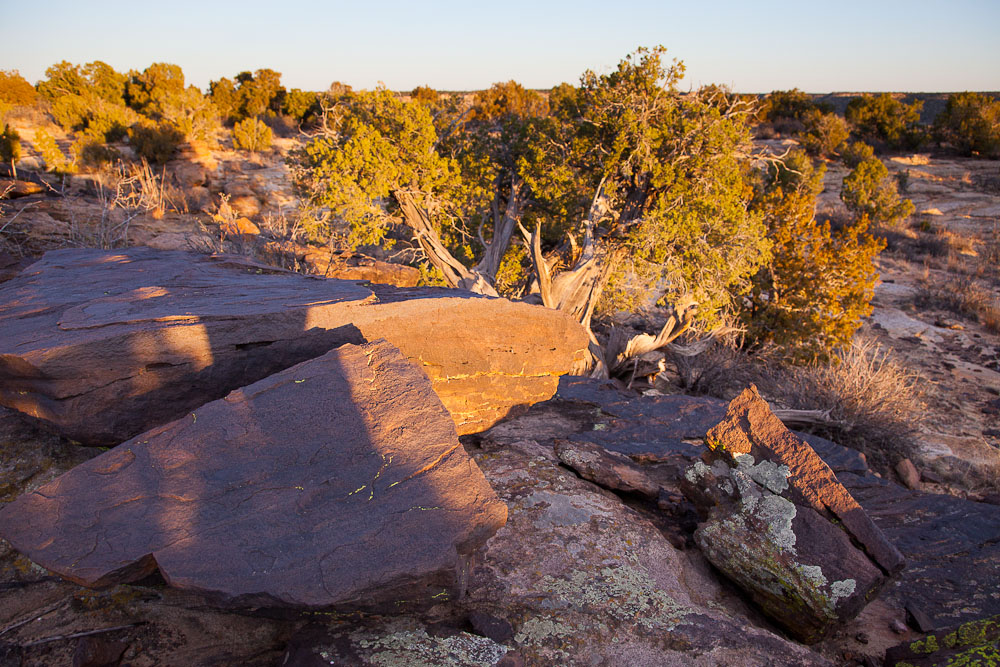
[
  {"x1": 734, "y1": 453, "x2": 790, "y2": 495},
  {"x1": 535, "y1": 563, "x2": 692, "y2": 631},
  {"x1": 353, "y1": 618, "x2": 507, "y2": 667}
]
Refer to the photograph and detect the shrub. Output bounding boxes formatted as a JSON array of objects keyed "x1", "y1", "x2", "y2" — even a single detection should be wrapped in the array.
[
  {"x1": 160, "y1": 86, "x2": 218, "y2": 142},
  {"x1": 799, "y1": 109, "x2": 849, "y2": 157},
  {"x1": 282, "y1": 88, "x2": 319, "y2": 122},
  {"x1": 754, "y1": 338, "x2": 924, "y2": 471},
  {"x1": 33, "y1": 129, "x2": 75, "y2": 173},
  {"x1": 841, "y1": 156, "x2": 914, "y2": 227},
  {"x1": 933, "y1": 92, "x2": 1000, "y2": 158},
  {"x1": 846, "y1": 93, "x2": 926, "y2": 150},
  {"x1": 75, "y1": 137, "x2": 120, "y2": 168},
  {"x1": 129, "y1": 121, "x2": 182, "y2": 164},
  {"x1": 0, "y1": 70, "x2": 37, "y2": 106},
  {"x1": 232, "y1": 117, "x2": 273, "y2": 152},
  {"x1": 744, "y1": 151, "x2": 885, "y2": 360},
  {"x1": 841, "y1": 140, "x2": 876, "y2": 168},
  {"x1": 49, "y1": 93, "x2": 134, "y2": 142},
  {"x1": 125, "y1": 63, "x2": 186, "y2": 118},
  {"x1": 759, "y1": 88, "x2": 829, "y2": 123},
  {"x1": 0, "y1": 124, "x2": 21, "y2": 164},
  {"x1": 37, "y1": 61, "x2": 126, "y2": 105},
  {"x1": 209, "y1": 77, "x2": 240, "y2": 124},
  {"x1": 916, "y1": 277, "x2": 1000, "y2": 332}
]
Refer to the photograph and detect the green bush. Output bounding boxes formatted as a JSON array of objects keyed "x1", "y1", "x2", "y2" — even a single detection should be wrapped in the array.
[
  {"x1": 232, "y1": 117, "x2": 273, "y2": 152},
  {"x1": 210, "y1": 69, "x2": 286, "y2": 124},
  {"x1": 841, "y1": 156, "x2": 914, "y2": 227},
  {"x1": 744, "y1": 151, "x2": 885, "y2": 360},
  {"x1": 33, "y1": 129, "x2": 75, "y2": 173},
  {"x1": 282, "y1": 88, "x2": 319, "y2": 122},
  {"x1": 0, "y1": 124, "x2": 21, "y2": 164},
  {"x1": 0, "y1": 70, "x2": 37, "y2": 106},
  {"x1": 840, "y1": 141, "x2": 876, "y2": 168},
  {"x1": 129, "y1": 121, "x2": 182, "y2": 164},
  {"x1": 934, "y1": 92, "x2": 1000, "y2": 158},
  {"x1": 75, "y1": 137, "x2": 120, "y2": 168},
  {"x1": 799, "y1": 109, "x2": 849, "y2": 157},
  {"x1": 846, "y1": 94, "x2": 926, "y2": 149},
  {"x1": 759, "y1": 88, "x2": 831, "y2": 123}
]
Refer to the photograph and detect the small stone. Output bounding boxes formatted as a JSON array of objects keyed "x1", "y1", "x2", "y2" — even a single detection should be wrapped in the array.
[
  {"x1": 890, "y1": 618, "x2": 908, "y2": 634},
  {"x1": 855, "y1": 631, "x2": 870, "y2": 644},
  {"x1": 905, "y1": 601, "x2": 935, "y2": 633},
  {"x1": 920, "y1": 469, "x2": 945, "y2": 484},
  {"x1": 73, "y1": 636, "x2": 128, "y2": 667},
  {"x1": 468, "y1": 610, "x2": 515, "y2": 643},
  {"x1": 497, "y1": 652, "x2": 526, "y2": 667},
  {"x1": 895, "y1": 458, "x2": 921, "y2": 489}
]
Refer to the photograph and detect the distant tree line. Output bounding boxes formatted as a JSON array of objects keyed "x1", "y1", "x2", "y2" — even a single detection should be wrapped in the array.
[{"x1": 0, "y1": 62, "x2": 327, "y2": 169}]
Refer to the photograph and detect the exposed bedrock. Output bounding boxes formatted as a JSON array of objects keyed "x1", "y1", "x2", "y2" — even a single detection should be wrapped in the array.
[
  {"x1": 0, "y1": 340, "x2": 508, "y2": 610},
  {"x1": 0, "y1": 248, "x2": 588, "y2": 444}
]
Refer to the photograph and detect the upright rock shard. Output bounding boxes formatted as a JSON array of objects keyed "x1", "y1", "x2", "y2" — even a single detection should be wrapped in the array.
[
  {"x1": 0, "y1": 248, "x2": 588, "y2": 443},
  {"x1": 0, "y1": 340, "x2": 508, "y2": 610},
  {"x1": 681, "y1": 385, "x2": 905, "y2": 644}
]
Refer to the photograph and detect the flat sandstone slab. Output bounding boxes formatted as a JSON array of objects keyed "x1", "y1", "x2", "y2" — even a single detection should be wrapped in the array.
[
  {"x1": 0, "y1": 340, "x2": 508, "y2": 610},
  {"x1": 0, "y1": 248, "x2": 588, "y2": 443}
]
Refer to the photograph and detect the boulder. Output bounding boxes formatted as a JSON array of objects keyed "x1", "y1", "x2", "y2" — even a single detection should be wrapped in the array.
[
  {"x1": 680, "y1": 386, "x2": 904, "y2": 643},
  {"x1": 0, "y1": 340, "x2": 508, "y2": 610},
  {"x1": 450, "y1": 438, "x2": 833, "y2": 665},
  {"x1": 228, "y1": 194, "x2": 260, "y2": 218},
  {"x1": 553, "y1": 439, "x2": 661, "y2": 498},
  {"x1": 220, "y1": 216, "x2": 260, "y2": 236},
  {"x1": 0, "y1": 178, "x2": 44, "y2": 198},
  {"x1": 0, "y1": 248, "x2": 588, "y2": 444},
  {"x1": 169, "y1": 161, "x2": 209, "y2": 189},
  {"x1": 895, "y1": 458, "x2": 921, "y2": 489}
]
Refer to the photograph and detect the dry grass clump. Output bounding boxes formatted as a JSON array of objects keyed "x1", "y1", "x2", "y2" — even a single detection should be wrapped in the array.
[
  {"x1": 916, "y1": 277, "x2": 1000, "y2": 333},
  {"x1": 756, "y1": 339, "x2": 924, "y2": 470},
  {"x1": 66, "y1": 160, "x2": 166, "y2": 249},
  {"x1": 188, "y1": 194, "x2": 310, "y2": 273},
  {"x1": 661, "y1": 337, "x2": 925, "y2": 472}
]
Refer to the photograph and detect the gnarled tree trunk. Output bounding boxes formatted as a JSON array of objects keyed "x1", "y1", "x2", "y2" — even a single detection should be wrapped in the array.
[{"x1": 394, "y1": 178, "x2": 524, "y2": 297}]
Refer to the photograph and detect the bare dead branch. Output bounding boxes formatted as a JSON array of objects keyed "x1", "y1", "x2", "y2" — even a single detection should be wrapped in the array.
[{"x1": 22, "y1": 622, "x2": 146, "y2": 648}]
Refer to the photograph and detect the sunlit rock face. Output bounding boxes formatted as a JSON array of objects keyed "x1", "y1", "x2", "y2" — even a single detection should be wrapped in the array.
[
  {"x1": 0, "y1": 247, "x2": 588, "y2": 444},
  {"x1": 0, "y1": 340, "x2": 508, "y2": 610},
  {"x1": 680, "y1": 386, "x2": 905, "y2": 644}
]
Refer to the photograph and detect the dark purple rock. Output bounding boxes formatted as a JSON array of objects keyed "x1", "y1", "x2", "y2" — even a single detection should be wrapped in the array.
[
  {"x1": 0, "y1": 340, "x2": 508, "y2": 610},
  {"x1": 0, "y1": 248, "x2": 588, "y2": 444},
  {"x1": 841, "y1": 471, "x2": 1000, "y2": 628},
  {"x1": 468, "y1": 610, "x2": 515, "y2": 643},
  {"x1": 681, "y1": 387, "x2": 898, "y2": 643}
]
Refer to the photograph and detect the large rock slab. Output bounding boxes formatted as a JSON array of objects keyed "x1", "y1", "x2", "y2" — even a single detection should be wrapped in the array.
[
  {"x1": 0, "y1": 248, "x2": 588, "y2": 444},
  {"x1": 0, "y1": 340, "x2": 508, "y2": 610},
  {"x1": 680, "y1": 387, "x2": 904, "y2": 643},
  {"x1": 444, "y1": 438, "x2": 833, "y2": 666},
  {"x1": 841, "y1": 471, "x2": 1000, "y2": 629}
]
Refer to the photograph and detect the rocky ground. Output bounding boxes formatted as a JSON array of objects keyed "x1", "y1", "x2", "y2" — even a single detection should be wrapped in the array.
[{"x1": 1, "y1": 132, "x2": 999, "y2": 665}]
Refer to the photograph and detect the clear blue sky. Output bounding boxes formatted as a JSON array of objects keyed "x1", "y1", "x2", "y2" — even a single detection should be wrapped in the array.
[{"x1": 2, "y1": 0, "x2": 998, "y2": 93}]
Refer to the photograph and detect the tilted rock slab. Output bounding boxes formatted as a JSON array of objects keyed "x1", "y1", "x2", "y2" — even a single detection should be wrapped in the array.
[
  {"x1": 0, "y1": 340, "x2": 508, "y2": 609},
  {"x1": 680, "y1": 385, "x2": 905, "y2": 644},
  {"x1": 0, "y1": 248, "x2": 588, "y2": 444}
]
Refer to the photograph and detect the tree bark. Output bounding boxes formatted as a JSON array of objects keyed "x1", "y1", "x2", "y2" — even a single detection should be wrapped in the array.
[{"x1": 394, "y1": 180, "x2": 525, "y2": 297}]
